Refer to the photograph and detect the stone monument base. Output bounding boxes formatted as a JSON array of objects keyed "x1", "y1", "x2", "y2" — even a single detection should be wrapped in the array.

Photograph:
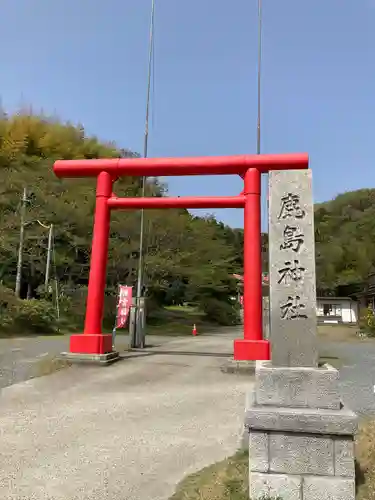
[{"x1": 245, "y1": 361, "x2": 358, "y2": 500}]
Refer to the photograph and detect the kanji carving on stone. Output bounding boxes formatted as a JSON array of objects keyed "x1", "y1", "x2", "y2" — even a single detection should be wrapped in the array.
[
  {"x1": 280, "y1": 295, "x2": 308, "y2": 320},
  {"x1": 277, "y1": 260, "x2": 306, "y2": 285},
  {"x1": 278, "y1": 193, "x2": 306, "y2": 220},
  {"x1": 280, "y1": 225, "x2": 304, "y2": 253}
]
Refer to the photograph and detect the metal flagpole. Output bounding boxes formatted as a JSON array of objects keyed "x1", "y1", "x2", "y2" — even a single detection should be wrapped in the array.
[
  {"x1": 45, "y1": 223, "x2": 53, "y2": 293},
  {"x1": 256, "y1": 0, "x2": 262, "y2": 156},
  {"x1": 133, "y1": 0, "x2": 156, "y2": 349},
  {"x1": 256, "y1": 0, "x2": 270, "y2": 340},
  {"x1": 112, "y1": 284, "x2": 120, "y2": 349},
  {"x1": 51, "y1": 229, "x2": 61, "y2": 330}
]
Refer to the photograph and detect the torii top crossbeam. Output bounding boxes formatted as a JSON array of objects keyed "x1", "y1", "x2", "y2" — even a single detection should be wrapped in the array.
[{"x1": 53, "y1": 153, "x2": 308, "y2": 178}]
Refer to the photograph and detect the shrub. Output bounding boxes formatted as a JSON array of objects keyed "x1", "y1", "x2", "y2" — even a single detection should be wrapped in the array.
[
  {"x1": 13, "y1": 299, "x2": 58, "y2": 333},
  {"x1": 58, "y1": 285, "x2": 119, "y2": 331},
  {"x1": 59, "y1": 285, "x2": 87, "y2": 325},
  {"x1": 103, "y1": 292, "x2": 117, "y2": 330},
  {"x1": 201, "y1": 297, "x2": 240, "y2": 326},
  {"x1": 0, "y1": 285, "x2": 58, "y2": 334},
  {"x1": 359, "y1": 307, "x2": 375, "y2": 337},
  {"x1": 0, "y1": 285, "x2": 18, "y2": 330}
]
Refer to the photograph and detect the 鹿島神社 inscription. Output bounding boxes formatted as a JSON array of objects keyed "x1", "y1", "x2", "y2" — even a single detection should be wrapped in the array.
[{"x1": 268, "y1": 170, "x2": 318, "y2": 367}]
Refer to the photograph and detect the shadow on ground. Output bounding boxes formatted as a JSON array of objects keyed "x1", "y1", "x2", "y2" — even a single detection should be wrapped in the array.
[{"x1": 125, "y1": 348, "x2": 232, "y2": 359}]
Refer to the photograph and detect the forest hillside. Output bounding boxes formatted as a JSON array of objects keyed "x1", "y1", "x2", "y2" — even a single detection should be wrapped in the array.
[
  {"x1": 0, "y1": 112, "x2": 244, "y2": 333},
  {"x1": 0, "y1": 111, "x2": 371, "y2": 334}
]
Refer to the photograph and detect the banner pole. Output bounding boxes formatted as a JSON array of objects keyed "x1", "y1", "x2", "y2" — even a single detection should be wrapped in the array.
[{"x1": 112, "y1": 284, "x2": 120, "y2": 350}]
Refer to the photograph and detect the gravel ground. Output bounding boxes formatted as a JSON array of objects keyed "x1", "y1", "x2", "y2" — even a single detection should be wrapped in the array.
[
  {"x1": 1, "y1": 331, "x2": 375, "y2": 499},
  {"x1": 320, "y1": 339, "x2": 375, "y2": 416},
  {"x1": 2, "y1": 332, "x2": 375, "y2": 417},
  {"x1": 0, "y1": 327, "x2": 240, "y2": 391},
  {"x1": 0, "y1": 333, "x2": 167, "y2": 390},
  {"x1": 0, "y1": 331, "x2": 251, "y2": 500},
  {"x1": 0, "y1": 335, "x2": 70, "y2": 389}
]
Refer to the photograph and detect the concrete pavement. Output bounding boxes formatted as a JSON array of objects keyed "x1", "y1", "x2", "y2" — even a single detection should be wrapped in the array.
[
  {"x1": 0, "y1": 334, "x2": 162, "y2": 390},
  {"x1": 0, "y1": 335, "x2": 70, "y2": 389},
  {"x1": 0, "y1": 331, "x2": 253, "y2": 500}
]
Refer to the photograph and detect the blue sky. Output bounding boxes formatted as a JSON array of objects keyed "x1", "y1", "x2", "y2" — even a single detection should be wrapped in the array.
[{"x1": 1, "y1": 0, "x2": 375, "y2": 229}]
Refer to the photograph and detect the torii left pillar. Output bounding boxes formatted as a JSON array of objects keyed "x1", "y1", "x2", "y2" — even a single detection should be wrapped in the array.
[
  {"x1": 70, "y1": 171, "x2": 114, "y2": 357},
  {"x1": 53, "y1": 153, "x2": 309, "y2": 363}
]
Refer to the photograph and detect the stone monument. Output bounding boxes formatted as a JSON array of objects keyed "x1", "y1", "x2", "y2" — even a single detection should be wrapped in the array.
[{"x1": 245, "y1": 170, "x2": 358, "y2": 500}]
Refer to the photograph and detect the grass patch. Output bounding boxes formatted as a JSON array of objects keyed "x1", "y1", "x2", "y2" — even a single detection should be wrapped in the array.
[
  {"x1": 164, "y1": 305, "x2": 200, "y2": 314},
  {"x1": 317, "y1": 324, "x2": 365, "y2": 343},
  {"x1": 355, "y1": 419, "x2": 375, "y2": 499},
  {"x1": 146, "y1": 306, "x2": 217, "y2": 336},
  {"x1": 170, "y1": 419, "x2": 375, "y2": 500},
  {"x1": 170, "y1": 450, "x2": 249, "y2": 500},
  {"x1": 146, "y1": 322, "x2": 213, "y2": 336}
]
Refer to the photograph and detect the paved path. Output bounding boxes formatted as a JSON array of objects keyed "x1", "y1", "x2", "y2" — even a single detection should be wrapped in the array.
[
  {"x1": 320, "y1": 339, "x2": 375, "y2": 416},
  {"x1": 0, "y1": 335, "x2": 69, "y2": 389},
  {"x1": 0, "y1": 334, "x2": 166, "y2": 390},
  {"x1": 0, "y1": 331, "x2": 252, "y2": 500}
]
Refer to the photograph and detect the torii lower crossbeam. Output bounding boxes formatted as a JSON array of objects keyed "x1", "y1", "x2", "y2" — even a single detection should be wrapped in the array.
[{"x1": 53, "y1": 153, "x2": 309, "y2": 361}]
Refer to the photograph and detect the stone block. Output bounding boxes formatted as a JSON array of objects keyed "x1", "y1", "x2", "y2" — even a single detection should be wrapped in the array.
[
  {"x1": 249, "y1": 431, "x2": 269, "y2": 472},
  {"x1": 245, "y1": 389, "x2": 358, "y2": 436},
  {"x1": 303, "y1": 476, "x2": 355, "y2": 500},
  {"x1": 239, "y1": 425, "x2": 248, "y2": 450},
  {"x1": 269, "y1": 432, "x2": 334, "y2": 475},
  {"x1": 268, "y1": 169, "x2": 318, "y2": 368},
  {"x1": 334, "y1": 437, "x2": 355, "y2": 477},
  {"x1": 250, "y1": 472, "x2": 301, "y2": 500},
  {"x1": 255, "y1": 361, "x2": 340, "y2": 410}
]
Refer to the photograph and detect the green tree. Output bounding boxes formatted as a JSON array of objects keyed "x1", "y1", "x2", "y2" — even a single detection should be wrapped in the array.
[
  {"x1": 314, "y1": 189, "x2": 375, "y2": 295},
  {"x1": 0, "y1": 111, "x2": 244, "y2": 329}
]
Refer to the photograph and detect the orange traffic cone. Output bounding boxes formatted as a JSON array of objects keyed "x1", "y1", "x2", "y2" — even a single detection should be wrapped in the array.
[{"x1": 192, "y1": 324, "x2": 197, "y2": 336}]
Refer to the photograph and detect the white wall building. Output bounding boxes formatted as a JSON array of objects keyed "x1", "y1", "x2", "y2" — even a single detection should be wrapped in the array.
[{"x1": 316, "y1": 297, "x2": 358, "y2": 324}]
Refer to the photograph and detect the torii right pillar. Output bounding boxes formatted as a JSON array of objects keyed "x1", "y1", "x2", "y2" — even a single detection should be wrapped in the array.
[
  {"x1": 234, "y1": 166, "x2": 268, "y2": 360},
  {"x1": 234, "y1": 155, "x2": 308, "y2": 361}
]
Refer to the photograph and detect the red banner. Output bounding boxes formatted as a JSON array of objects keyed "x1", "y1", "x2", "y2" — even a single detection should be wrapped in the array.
[{"x1": 116, "y1": 285, "x2": 133, "y2": 328}]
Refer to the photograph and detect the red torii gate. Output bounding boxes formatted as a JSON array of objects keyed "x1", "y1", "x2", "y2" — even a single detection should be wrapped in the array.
[{"x1": 53, "y1": 153, "x2": 308, "y2": 360}]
